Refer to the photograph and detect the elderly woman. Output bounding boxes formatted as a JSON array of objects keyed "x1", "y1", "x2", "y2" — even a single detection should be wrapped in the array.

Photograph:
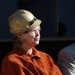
[{"x1": 1, "y1": 9, "x2": 62, "y2": 75}]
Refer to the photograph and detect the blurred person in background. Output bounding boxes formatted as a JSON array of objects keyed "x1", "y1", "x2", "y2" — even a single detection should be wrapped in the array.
[{"x1": 57, "y1": 43, "x2": 75, "y2": 75}]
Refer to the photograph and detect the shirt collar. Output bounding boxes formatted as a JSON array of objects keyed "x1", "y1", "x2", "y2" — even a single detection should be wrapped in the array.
[{"x1": 13, "y1": 46, "x2": 42, "y2": 59}]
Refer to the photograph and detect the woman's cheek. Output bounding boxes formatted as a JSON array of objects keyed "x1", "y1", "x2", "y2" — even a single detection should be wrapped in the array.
[
  {"x1": 23, "y1": 34, "x2": 34, "y2": 43},
  {"x1": 27, "y1": 36, "x2": 34, "y2": 43}
]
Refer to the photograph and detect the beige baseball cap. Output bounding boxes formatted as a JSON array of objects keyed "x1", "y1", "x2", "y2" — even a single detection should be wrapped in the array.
[{"x1": 8, "y1": 9, "x2": 42, "y2": 34}]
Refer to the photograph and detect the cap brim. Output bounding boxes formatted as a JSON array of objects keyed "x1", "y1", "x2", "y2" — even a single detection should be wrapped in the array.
[{"x1": 28, "y1": 19, "x2": 41, "y2": 30}]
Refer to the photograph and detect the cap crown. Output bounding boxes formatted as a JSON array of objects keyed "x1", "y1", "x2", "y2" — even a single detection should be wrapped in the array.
[{"x1": 9, "y1": 10, "x2": 36, "y2": 33}]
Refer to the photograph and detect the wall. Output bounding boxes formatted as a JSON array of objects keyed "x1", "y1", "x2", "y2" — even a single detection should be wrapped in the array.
[
  {"x1": 0, "y1": 0, "x2": 19, "y2": 39},
  {"x1": 0, "y1": 0, "x2": 56, "y2": 40},
  {"x1": 0, "y1": 0, "x2": 75, "y2": 39},
  {"x1": 58, "y1": 0, "x2": 75, "y2": 37}
]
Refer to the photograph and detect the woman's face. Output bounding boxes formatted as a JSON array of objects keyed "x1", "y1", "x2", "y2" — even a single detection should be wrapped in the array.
[{"x1": 22, "y1": 26, "x2": 41, "y2": 46}]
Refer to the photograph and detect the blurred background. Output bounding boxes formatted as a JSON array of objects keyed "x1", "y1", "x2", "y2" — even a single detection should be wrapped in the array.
[{"x1": 0, "y1": 0, "x2": 75, "y2": 67}]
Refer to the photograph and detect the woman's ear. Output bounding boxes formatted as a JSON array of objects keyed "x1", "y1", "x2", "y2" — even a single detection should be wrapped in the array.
[{"x1": 16, "y1": 33, "x2": 24, "y2": 40}]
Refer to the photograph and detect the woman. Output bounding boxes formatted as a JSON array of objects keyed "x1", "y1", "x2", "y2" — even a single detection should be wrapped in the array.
[{"x1": 1, "y1": 9, "x2": 62, "y2": 75}]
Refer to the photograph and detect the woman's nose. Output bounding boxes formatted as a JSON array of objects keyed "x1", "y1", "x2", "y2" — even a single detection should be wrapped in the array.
[{"x1": 35, "y1": 30, "x2": 40, "y2": 36}]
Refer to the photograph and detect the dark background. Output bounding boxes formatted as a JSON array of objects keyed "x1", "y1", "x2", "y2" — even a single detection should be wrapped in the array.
[{"x1": 0, "y1": 0, "x2": 75, "y2": 39}]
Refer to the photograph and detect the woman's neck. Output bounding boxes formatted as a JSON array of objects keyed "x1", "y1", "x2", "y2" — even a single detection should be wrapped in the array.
[{"x1": 22, "y1": 43, "x2": 33, "y2": 55}]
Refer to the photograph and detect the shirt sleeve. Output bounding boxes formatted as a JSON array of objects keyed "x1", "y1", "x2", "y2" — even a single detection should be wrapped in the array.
[
  {"x1": 57, "y1": 50, "x2": 75, "y2": 75},
  {"x1": 1, "y1": 59, "x2": 25, "y2": 75},
  {"x1": 45, "y1": 53, "x2": 62, "y2": 75}
]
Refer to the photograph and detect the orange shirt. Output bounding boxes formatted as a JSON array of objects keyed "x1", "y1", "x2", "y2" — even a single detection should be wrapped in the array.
[{"x1": 1, "y1": 46, "x2": 62, "y2": 75}]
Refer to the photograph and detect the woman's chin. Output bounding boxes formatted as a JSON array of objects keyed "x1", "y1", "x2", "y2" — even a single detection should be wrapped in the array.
[{"x1": 33, "y1": 41, "x2": 40, "y2": 46}]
